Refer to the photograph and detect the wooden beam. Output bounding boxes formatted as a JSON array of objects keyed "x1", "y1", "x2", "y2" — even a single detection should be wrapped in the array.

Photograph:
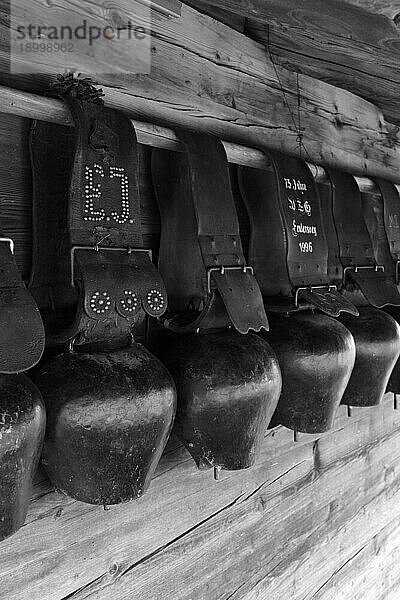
[
  {"x1": 0, "y1": 85, "x2": 269, "y2": 169},
  {"x1": 0, "y1": 84, "x2": 388, "y2": 195},
  {"x1": 183, "y1": 1, "x2": 245, "y2": 31},
  {"x1": 182, "y1": 0, "x2": 400, "y2": 125},
  {"x1": 188, "y1": 0, "x2": 400, "y2": 21},
  {"x1": 340, "y1": 1, "x2": 400, "y2": 20},
  {"x1": 1, "y1": 2, "x2": 400, "y2": 182}
]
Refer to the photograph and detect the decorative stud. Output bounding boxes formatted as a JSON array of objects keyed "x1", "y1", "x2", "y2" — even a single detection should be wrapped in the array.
[
  {"x1": 89, "y1": 291, "x2": 112, "y2": 315},
  {"x1": 83, "y1": 164, "x2": 106, "y2": 223},
  {"x1": 82, "y1": 163, "x2": 131, "y2": 225},
  {"x1": 145, "y1": 289, "x2": 166, "y2": 313},
  {"x1": 120, "y1": 290, "x2": 138, "y2": 313},
  {"x1": 110, "y1": 166, "x2": 130, "y2": 225}
]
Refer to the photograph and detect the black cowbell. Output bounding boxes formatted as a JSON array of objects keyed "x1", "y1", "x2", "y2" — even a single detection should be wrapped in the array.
[
  {"x1": 266, "y1": 313, "x2": 356, "y2": 433},
  {"x1": 0, "y1": 375, "x2": 45, "y2": 541},
  {"x1": 34, "y1": 345, "x2": 176, "y2": 505},
  {"x1": 159, "y1": 331, "x2": 282, "y2": 471}
]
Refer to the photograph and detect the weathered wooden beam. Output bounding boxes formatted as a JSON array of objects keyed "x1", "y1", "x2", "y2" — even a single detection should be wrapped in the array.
[
  {"x1": 1, "y1": 2, "x2": 400, "y2": 182},
  {"x1": 182, "y1": 0, "x2": 400, "y2": 125},
  {"x1": 0, "y1": 85, "x2": 270, "y2": 169},
  {"x1": 186, "y1": 0, "x2": 400, "y2": 21},
  {"x1": 183, "y1": 1, "x2": 245, "y2": 31},
  {"x1": 342, "y1": 1, "x2": 400, "y2": 20},
  {"x1": 0, "y1": 84, "x2": 389, "y2": 195}
]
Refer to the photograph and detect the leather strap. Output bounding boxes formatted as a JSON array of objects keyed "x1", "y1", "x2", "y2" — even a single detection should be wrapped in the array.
[
  {"x1": 0, "y1": 235, "x2": 44, "y2": 373},
  {"x1": 30, "y1": 99, "x2": 167, "y2": 350},
  {"x1": 371, "y1": 180, "x2": 400, "y2": 282},
  {"x1": 151, "y1": 131, "x2": 268, "y2": 334},
  {"x1": 238, "y1": 153, "x2": 358, "y2": 316},
  {"x1": 326, "y1": 168, "x2": 400, "y2": 308}
]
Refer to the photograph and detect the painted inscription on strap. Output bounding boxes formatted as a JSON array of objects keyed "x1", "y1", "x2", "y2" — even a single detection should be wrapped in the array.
[{"x1": 282, "y1": 176, "x2": 320, "y2": 255}]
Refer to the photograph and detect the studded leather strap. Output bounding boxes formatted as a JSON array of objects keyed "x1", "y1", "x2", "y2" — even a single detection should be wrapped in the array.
[
  {"x1": 238, "y1": 153, "x2": 358, "y2": 316},
  {"x1": 151, "y1": 131, "x2": 268, "y2": 334},
  {"x1": 30, "y1": 99, "x2": 167, "y2": 350}
]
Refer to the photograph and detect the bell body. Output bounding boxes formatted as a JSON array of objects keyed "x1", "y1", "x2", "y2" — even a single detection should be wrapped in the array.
[
  {"x1": 0, "y1": 374, "x2": 45, "y2": 541},
  {"x1": 340, "y1": 307, "x2": 400, "y2": 405},
  {"x1": 382, "y1": 307, "x2": 400, "y2": 395},
  {"x1": 34, "y1": 345, "x2": 176, "y2": 505},
  {"x1": 266, "y1": 313, "x2": 356, "y2": 433},
  {"x1": 160, "y1": 331, "x2": 282, "y2": 471}
]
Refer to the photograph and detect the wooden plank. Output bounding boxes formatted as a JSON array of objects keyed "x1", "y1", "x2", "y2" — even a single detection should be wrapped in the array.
[
  {"x1": 1, "y1": 397, "x2": 400, "y2": 600},
  {"x1": 183, "y1": 0, "x2": 400, "y2": 124},
  {"x1": 183, "y1": 1, "x2": 245, "y2": 31},
  {"x1": 1, "y1": 4, "x2": 400, "y2": 181},
  {"x1": 339, "y1": 1, "x2": 400, "y2": 20},
  {"x1": 246, "y1": 19, "x2": 400, "y2": 127},
  {"x1": 65, "y1": 404, "x2": 400, "y2": 600},
  {"x1": 308, "y1": 518, "x2": 400, "y2": 599}
]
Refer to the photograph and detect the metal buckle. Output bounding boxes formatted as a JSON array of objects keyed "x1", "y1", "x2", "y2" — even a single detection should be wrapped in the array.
[
  {"x1": 70, "y1": 245, "x2": 152, "y2": 286},
  {"x1": 343, "y1": 264, "x2": 384, "y2": 285},
  {"x1": 294, "y1": 284, "x2": 338, "y2": 309},
  {"x1": 207, "y1": 265, "x2": 254, "y2": 294},
  {"x1": 0, "y1": 237, "x2": 15, "y2": 254}
]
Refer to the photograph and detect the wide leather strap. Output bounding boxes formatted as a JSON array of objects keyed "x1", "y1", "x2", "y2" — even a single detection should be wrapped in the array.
[
  {"x1": 370, "y1": 179, "x2": 400, "y2": 282},
  {"x1": 30, "y1": 98, "x2": 167, "y2": 350},
  {"x1": 0, "y1": 236, "x2": 44, "y2": 373},
  {"x1": 326, "y1": 168, "x2": 400, "y2": 308},
  {"x1": 151, "y1": 131, "x2": 268, "y2": 334},
  {"x1": 238, "y1": 153, "x2": 358, "y2": 316}
]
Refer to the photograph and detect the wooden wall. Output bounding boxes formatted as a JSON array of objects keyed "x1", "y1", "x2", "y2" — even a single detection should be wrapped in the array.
[
  {"x1": 1, "y1": 113, "x2": 400, "y2": 600},
  {"x1": 2, "y1": 397, "x2": 400, "y2": 600}
]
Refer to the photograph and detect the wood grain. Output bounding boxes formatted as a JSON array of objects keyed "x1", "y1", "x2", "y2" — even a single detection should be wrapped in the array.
[
  {"x1": 0, "y1": 395, "x2": 399, "y2": 600},
  {"x1": 1, "y1": 3, "x2": 400, "y2": 181},
  {"x1": 180, "y1": 0, "x2": 400, "y2": 124},
  {"x1": 183, "y1": 1, "x2": 245, "y2": 31},
  {"x1": 339, "y1": 1, "x2": 400, "y2": 20}
]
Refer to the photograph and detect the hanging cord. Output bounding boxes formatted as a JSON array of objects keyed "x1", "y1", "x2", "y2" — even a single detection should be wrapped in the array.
[{"x1": 265, "y1": 24, "x2": 313, "y2": 162}]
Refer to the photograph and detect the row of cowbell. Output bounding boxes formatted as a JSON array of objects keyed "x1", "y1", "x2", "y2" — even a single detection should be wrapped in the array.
[{"x1": 2, "y1": 127, "x2": 400, "y2": 544}]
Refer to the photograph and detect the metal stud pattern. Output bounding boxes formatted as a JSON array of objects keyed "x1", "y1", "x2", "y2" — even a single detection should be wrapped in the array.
[
  {"x1": 84, "y1": 164, "x2": 106, "y2": 222},
  {"x1": 146, "y1": 289, "x2": 166, "y2": 313},
  {"x1": 83, "y1": 163, "x2": 134, "y2": 225},
  {"x1": 89, "y1": 291, "x2": 112, "y2": 315},
  {"x1": 120, "y1": 290, "x2": 139, "y2": 313},
  {"x1": 110, "y1": 166, "x2": 132, "y2": 225}
]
